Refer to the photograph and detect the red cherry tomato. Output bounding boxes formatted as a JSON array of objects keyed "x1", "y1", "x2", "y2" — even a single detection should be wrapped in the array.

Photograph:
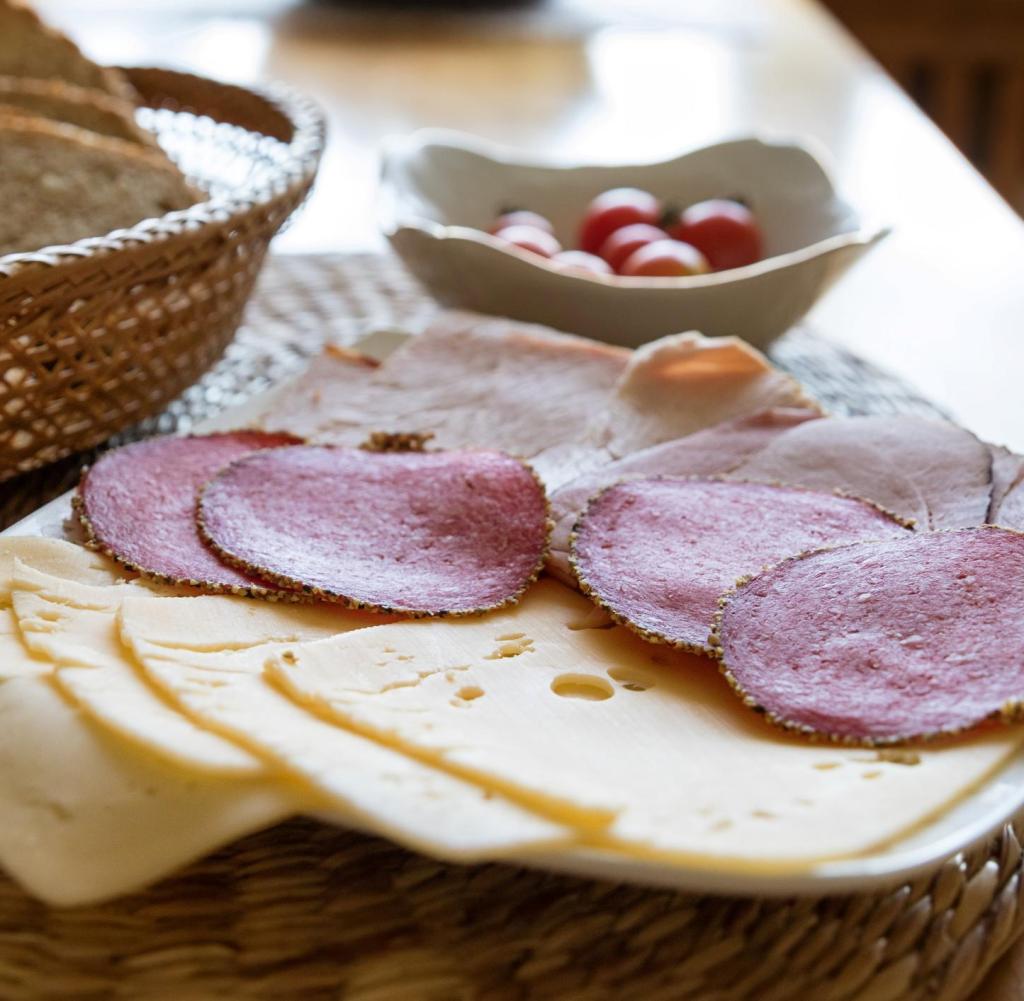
[
  {"x1": 578, "y1": 188, "x2": 661, "y2": 255},
  {"x1": 597, "y1": 223, "x2": 668, "y2": 272},
  {"x1": 665, "y1": 199, "x2": 763, "y2": 271},
  {"x1": 488, "y1": 210, "x2": 555, "y2": 236},
  {"x1": 493, "y1": 224, "x2": 562, "y2": 259},
  {"x1": 551, "y1": 250, "x2": 613, "y2": 276},
  {"x1": 619, "y1": 239, "x2": 710, "y2": 277}
]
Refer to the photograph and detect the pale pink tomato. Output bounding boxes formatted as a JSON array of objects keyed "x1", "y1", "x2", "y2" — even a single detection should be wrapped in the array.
[
  {"x1": 493, "y1": 224, "x2": 562, "y2": 259},
  {"x1": 551, "y1": 250, "x2": 614, "y2": 276},
  {"x1": 619, "y1": 239, "x2": 710, "y2": 277},
  {"x1": 488, "y1": 210, "x2": 555, "y2": 236}
]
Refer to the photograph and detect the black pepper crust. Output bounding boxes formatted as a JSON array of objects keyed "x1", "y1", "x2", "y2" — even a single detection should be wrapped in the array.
[
  {"x1": 74, "y1": 433, "x2": 309, "y2": 603},
  {"x1": 709, "y1": 524, "x2": 1024, "y2": 747},
  {"x1": 195, "y1": 442, "x2": 553, "y2": 618},
  {"x1": 568, "y1": 474, "x2": 914, "y2": 656}
]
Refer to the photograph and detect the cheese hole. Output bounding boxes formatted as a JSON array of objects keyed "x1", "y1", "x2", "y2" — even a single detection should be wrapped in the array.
[
  {"x1": 862, "y1": 770, "x2": 883, "y2": 780},
  {"x1": 813, "y1": 762, "x2": 841, "y2": 771},
  {"x1": 456, "y1": 685, "x2": 484, "y2": 702},
  {"x1": 607, "y1": 666, "x2": 656, "y2": 692},
  {"x1": 550, "y1": 674, "x2": 614, "y2": 701},
  {"x1": 485, "y1": 636, "x2": 534, "y2": 659}
]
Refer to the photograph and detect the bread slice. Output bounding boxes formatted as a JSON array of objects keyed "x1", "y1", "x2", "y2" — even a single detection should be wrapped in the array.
[
  {"x1": 0, "y1": 0, "x2": 135, "y2": 102},
  {"x1": 0, "y1": 76, "x2": 152, "y2": 145},
  {"x1": 0, "y1": 115, "x2": 200, "y2": 258}
]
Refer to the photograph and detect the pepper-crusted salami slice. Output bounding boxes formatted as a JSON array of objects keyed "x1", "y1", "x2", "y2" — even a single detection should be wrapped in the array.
[
  {"x1": 76, "y1": 432, "x2": 298, "y2": 594},
  {"x1": 714, "y1": 527, "x2": 1024, "y2": 744},
  {"x1": 198, "y1": 446, "x2": 550, "y2": 615},
  {"x1": 571, "y1": 478, "x2": 909, "y2": 652}
]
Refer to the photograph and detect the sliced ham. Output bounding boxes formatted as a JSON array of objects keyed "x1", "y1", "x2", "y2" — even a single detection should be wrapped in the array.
[
  {"x1": 588, "y1": 332, "x2": 821, "y2": 460},
  {"x1": 76, "y1": 432, "x2": 298, "y2": 594},
  {"x1": 571, "y1": 478, "x2": 909, "y2": 652},
  {"x1": 257, "y1": 311, "x2": 629, "y2": 490},
  {"x1": 546, "y1": 407, "x2": 822, "y2": 584},
  {"x1": 988, "y1": 444, "x2": 1024, "y2": 527},
  {"x1": 729, "y1": 415, "x2": 992, "y2": 530},
  {"x1": 198, "y1": 446, "x2": 549, "y2": 616},
  {"x1": 715, "y1": 527, "x2": 1024, "y2": 743}
]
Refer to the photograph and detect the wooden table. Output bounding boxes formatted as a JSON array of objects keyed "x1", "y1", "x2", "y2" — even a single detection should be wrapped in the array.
[{"x1": 33, "y1": 1, "x2": 1024, "y2": 995}]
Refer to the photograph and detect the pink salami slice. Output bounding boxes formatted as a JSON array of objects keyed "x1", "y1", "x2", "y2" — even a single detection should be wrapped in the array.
[
  {"x1": 77, "y1": 432, "x2": 298, "y2": 594},
  {"x1": 571, "y1": 478, "x2": 909, "y2": 652},
  {"x1": 198, "y1": 446, "x2": 549, "y2": 615},
  {"x1": 714, "y1": 527, "x2": 1024, "y2": 743}
]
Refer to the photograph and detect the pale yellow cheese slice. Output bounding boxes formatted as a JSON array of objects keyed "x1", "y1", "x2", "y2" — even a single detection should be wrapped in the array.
[
  {"x1": 121, "y1": 597, "x2": 574, "y2": 860},
  {"x1": 267, "y1": 579, "x2": 1024, "y2": 868},
  {"x1": 0, "y1": 536, "x2": 121, "y2": 604},
  {"x1": 0, "y1": 606, "x2": 48, "y2": 679},
  {"x1": 0, "y1": 675, "x2": 297, "y2": 907},
  {"x1": 11, "y1": 562, "x2": 262, "y2": 776}
]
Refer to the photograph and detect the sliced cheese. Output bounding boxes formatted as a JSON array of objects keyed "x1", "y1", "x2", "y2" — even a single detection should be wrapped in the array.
[
  {"x1": 0, "y1": 606, "x2": 48, "y2": 679},
  {"x1": 121, "y1": 597, "x2": 573, "y2": 860},
  {"x1": 0, "y1": 675, "x2": 296, "y2": 907},
  {"x1": 267, "y1": 579, "x2": 1024, "y2": 868},
  {"x1": 0, "y1": 536, "x2": 121, "y2": 604},
  {"x1": 12, "y1": 563, "x2": 262, "y2": 776}
]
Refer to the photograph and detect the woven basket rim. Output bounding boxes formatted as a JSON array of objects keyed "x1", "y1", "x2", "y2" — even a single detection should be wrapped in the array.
[{"x1": 0, "y1": 66, "x2": 325, "y2": 278}]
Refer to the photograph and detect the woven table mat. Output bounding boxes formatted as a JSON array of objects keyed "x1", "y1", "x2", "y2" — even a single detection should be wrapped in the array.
[{"x1": 0, "y1": 253, "x2": 1020, "y2": 1001}]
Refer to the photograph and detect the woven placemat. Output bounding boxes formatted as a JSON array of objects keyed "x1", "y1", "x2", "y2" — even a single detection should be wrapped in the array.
[{"x1": 0, "y1": 253, "x2": 1019, "y2": 1001}]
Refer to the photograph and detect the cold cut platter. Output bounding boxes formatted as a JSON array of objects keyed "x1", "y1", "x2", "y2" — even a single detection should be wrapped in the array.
[{"x1": 5, "y1": 312, "x2": 1024, "y2": 906}]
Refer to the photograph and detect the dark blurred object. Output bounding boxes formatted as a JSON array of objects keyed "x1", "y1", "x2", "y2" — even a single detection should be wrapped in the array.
[{"x1": 823, "y1": 0, "x2": 1024, "y2": 215}]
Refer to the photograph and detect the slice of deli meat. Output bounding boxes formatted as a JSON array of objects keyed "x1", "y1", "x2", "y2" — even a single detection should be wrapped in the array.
[
  {"x1": 547, "y1": 407, "x2": 822, "y2": 584},
  {"x1": 988, "y1": 444, "x2": 1024, "y2": 528},
  {"x1": 257, "y1": 312, "x2": 629, "y2": 490},
  {"x1": 571, "y1": 478, "x2": 909, "y2": 652},
  {"x1": 715, "y1": 527, "x2": 1024, "y2": 743},
  {"x1": 77, "y1": 432, "x2": 298, "y2": 595},
  {"x1": 199, "y1": 446, "x2": 550, "y2": 615},
  {"x1": 590, "y1": 332, "x2": 822, "y2": 460},
  {"x1": 730, "y1": 415, "x2": 992, "y2": 530}
]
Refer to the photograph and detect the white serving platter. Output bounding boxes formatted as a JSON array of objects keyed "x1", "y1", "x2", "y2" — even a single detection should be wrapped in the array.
[{"x1": 7, "y1": 329, "x2": 1023, "y2": 899}]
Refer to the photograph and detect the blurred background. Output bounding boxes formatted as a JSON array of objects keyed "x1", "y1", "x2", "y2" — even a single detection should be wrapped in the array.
[
  {"x1": 823, "y1": 0, "x2": 1024, "y2": 214},
  {"x1": 37, "y1": 0, "x2": 1024, "y2": 220}
]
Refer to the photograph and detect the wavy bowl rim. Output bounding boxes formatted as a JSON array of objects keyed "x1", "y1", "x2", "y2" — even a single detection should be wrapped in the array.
[{"x1": 379, "y1": 129, "x2": 889, "y2": 291}]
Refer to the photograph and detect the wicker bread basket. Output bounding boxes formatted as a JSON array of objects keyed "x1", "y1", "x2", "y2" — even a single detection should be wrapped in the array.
[{"x1": 0, "y1": 66, "x2": 324, "y2": 483}]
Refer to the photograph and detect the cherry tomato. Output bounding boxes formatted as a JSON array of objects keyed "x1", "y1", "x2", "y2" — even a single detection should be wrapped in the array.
[
  {"x1": 597, "y1": 223, "x2": 668, "y2": 272},
  {"x1": 578, "y1": 188, "x2": 661, "y2": 255},
  {"x1": 493, "y1": 224, "x2": 562, "y2": 259},
  {"x1": 551, "y1": 250, "x2": 613, "y2": 276},
  {"x1": 665, "y1": 199, "x2": 762, "y2": 271},
  {"x1": 619, "y1": 239, "x2": 710, "y2": 277},
  {"x1": 488, "y1": 210, "x2": 555, "y2": 236}
]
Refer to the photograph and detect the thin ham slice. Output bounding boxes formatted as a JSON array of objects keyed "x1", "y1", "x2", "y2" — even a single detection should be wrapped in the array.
[
  {"x1": 257, "y1": 312, "x2": 629, "y2": 490},
  {"x1": 76, "y1": 432, "x2": 298, "y2": 594},
  {"x1": 988, "y1": 444, "x2": 1024, "y2": 527},
  {"x1": 198, "y1": 446, "x2": 549, "y2": 615},
  {"x1": 715, "y1": 527, "x2": 1024, "y2": 743},
  {"x1": 571, "y1": 478, "x2": 909, "y2": 652},
  {"x1": 729, "y1": 415, "x2": 993, "y2": 530},
  {"x1": 546, "y1": 407, "x2": 822, "y2": 584},
  {"x1": 587, "y1": 332, "x2": 821, "y2": 460}
]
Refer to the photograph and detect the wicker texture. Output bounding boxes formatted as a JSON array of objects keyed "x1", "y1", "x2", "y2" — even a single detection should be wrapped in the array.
[
  {"x1": 0, "y1": 66, "x2": 324, "y2": 484},
  {"x1": 0, "y1": 252, "x2": 1020, "y2": 1000}
]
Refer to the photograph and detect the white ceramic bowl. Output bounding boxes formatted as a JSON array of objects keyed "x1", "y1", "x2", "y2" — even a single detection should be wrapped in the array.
[{"x1": 379, "y1": 129, "x2": 887, "y2": 349}]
